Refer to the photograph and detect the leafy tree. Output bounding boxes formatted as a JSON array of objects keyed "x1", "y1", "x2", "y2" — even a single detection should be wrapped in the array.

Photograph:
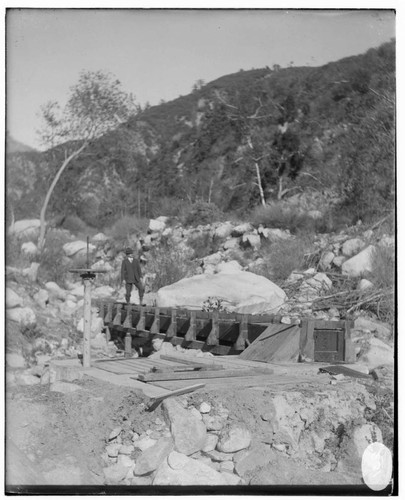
[{"x1": 36, "y1": 70, "x2": 136, "y2": 249}]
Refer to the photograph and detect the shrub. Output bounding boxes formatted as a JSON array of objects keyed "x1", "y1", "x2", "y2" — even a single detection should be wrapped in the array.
[
  {"x1": 38, "y1": 230, "x2": 72, "y2": 286},
  {"x1": 369, "y1": 245, "x2": 395, "y2": 290},
  {"x1": 61, "y1": 215, "x2": 90, "y2": 235},
  {"x1": 250, "y1": 204, "x2": 317, "y2": 234},
  {"x1": 150, "y1": 196, "x2": 191, "y2": 219},
  {"x1": 188, "y1": 232, "x2": 221, "y2": 259},
  {"x1": 106, "y1": 215, "x2": 149, "y2": 246},
  {"x1": 145, "y1": 240, "x2": 198, "y2": 291},
  {"x1": 183, "y1": 201, "x2": 223, "y2": 227},
  {"x1": 257, "y1": 236, "x2": 315, "y2": 284}
]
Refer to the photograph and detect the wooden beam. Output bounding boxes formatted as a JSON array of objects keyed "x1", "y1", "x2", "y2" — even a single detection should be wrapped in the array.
[
  {"x1": 166, "y1": 308, "x2": 177, "y2": 338},
  {"x1": 105, "y1": 302, "x2": 113, "y2": 323},
  {"x1": 206, "y1": 311, "x2": 219, "y2": 345},
  {"x1": 113, "y1": 304, "x2": 123, "y2": 326},
  {"x1": 234, "y1": 314, "x2": 248, "y2": 350},
  {"x1": 146, "y1": 383, "x2": 205, "y2": 411},
  {"x1": 123, "y1": 305, "x2": 133, "y2": 328},
  {"x1": 159, "y1": 355, "x2": 224, "y2": 370},
  {"x1": 137, "y1": 306, "x2": 146, "y2": 330},
  {"x1": 137, "y1": 367, "x2": 273, "y2": 382},
  {"x1": 150, "y1": 307, "x2": 161, "y2": 334},
  {"x1": 151, "y1": 364, "x2": 224, "y2": 373},
  {"x1": 184, "y1": 311, "x2": 197, "y2": 341}
]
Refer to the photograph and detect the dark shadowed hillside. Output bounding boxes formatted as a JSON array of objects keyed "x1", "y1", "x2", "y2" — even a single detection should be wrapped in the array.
[{"x1": 6, "y1": 40, "x2": 395, "y2": 229}]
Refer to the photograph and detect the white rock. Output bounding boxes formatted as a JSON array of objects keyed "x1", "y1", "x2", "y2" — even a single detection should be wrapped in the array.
[
  {"x1": 332, "y1": 256, "x2": 346, "y2": 268},
  {"x1": 308, "y1": 209, "x2": 323, "y2": 219},
  {"x1": 8, "y1": 219, "x2": 41, "y2": 238},
  {"x1": 6, "y1": 352, "x2": 26, "y2": 368},
  {"x1": 134, "y1": 437, "x2": 174, "y2": 475},
  {"x1": 202, "y1": 433, "x2": 219, "y2": 452},
  {"x1": 262, "y1": 228, "x2": 291, "y2": 241},
  {"x1": 153, "y1": 451, "x2": 227, "y2": 485},
  {"x1": 149, "y1": 218, "x2": 166, "y2": 232},
  {"x1": 217, "y1": 423, "x2": 251, "y2": 453},
  {"x1": 91, "y1": 232, "x2": 108, "y2": 242},
  {"x1": 357, "y1": 337, "x2": 394, "y2": 369},
  {"x1": 242, "y1": 233, "x2": 261, "y2": 250},
  {"x1": 7, "y1": 307, "x2": 36, "y2": 326},
  {"x1": 34, "y1": 289, "x2": 49, "y2": 308},
  {"x1": 162, "y1": 398, "x2": 207, "y2": 455},
  {"x1": 189, "y1": 407, "x2": 203, "y2": 421},
  {"x1": 202, "y1": 414, "x2": 225, "y2": 431},
  {"x1": 220, "y1": 460, "x2": 234, "y2": 472},
  {"x1": 106, "y1": 443, "x2": 121, "y2": 458},
  {"x1": 354, "y1": 317, "x2": 391, "y2": 338},
  {"x1": 305, "y1": 273, "x2": 332, "y2": 291},
  {"x1": 342, "y1": 245, "x2": 376, "y2": 277},
  {"x1": 232, "y1": 223, "x2": 254, "y2": 236},
  {"x1": 378, "y1": 235, "x2": 394, "y2": 248},
  {"x1": 199, "y1": 402, "x2": 211, "y2": 414},
  {"x1": 216, "y1": 260, "x2": 243, "y2": 274},
  {"x1": 63, "y1": 240, "x2": 96, "y2": 257},
  {"x1": 223, "y1": 238, "x2": 240, "y2": 251},
  {"x1": 117, "y1": 455, "x2": 135, "y2": 468},
  {"x1": 133, "y1": 437, "x2": 157, "y2": 451},
  {"x1": 21, "y1": 241, "x2": 38, "y2": 256},
  {"x1": 109, "y1": 427, "x2": 122, "y2": 441},
  {"x1": 358, "y1": 279, "x2": 374, "y2": 291},
  {"x1": 45, "y1": 282, "x2": 67, "y2": 300},
  {"x1": 319, "y1": 251, "x2": 335, "y2": 271},
  {"x1": 214, "y1": 222, "x2": 234, "y2": 239},
  {"x1": 6, "y1": 288, "x2": 23, "y2": 309},
  {"x1": 157, "y1": 271, "x2": 286, "y2": 314},
  {"x1": 70, "y1": 286, "x2": 85, "y2": 298},
  {"x1": 342, "y1": 238, "x2": 365, "y2": 257},
  {"x1": 203, "y1": 252, "x2": 223, "y2": 266}
]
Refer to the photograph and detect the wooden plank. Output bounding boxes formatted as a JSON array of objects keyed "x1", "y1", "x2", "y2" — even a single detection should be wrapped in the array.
[
  {"x1": 206, "y1": 311, "x2": 219, "y2": 345},
  {"x1": 146, "y1": 383, "x2": 206, "y2": 411},
  {"x1": 136, "y1": 366, "x2": 273, "y2": 382},
  {"x1": 151, "y1": 364, "x2": 224, "y2": 373},
  {"x1": 185, "y1": 311, "x2": 197, "y2": 341},
  {"x1": 160, "y1": 354, "x2": 221, "y2": 366},
  {"x1": 312, "y1": 320, "x2": 346, "y2": 329},
  {"x1": 150, "y1": 307, "x2": 161, "y2": 334}
]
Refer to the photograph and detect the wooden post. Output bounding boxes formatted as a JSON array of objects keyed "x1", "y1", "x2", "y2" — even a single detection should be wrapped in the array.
[
  {"x1": 105, "y1": 303, "x2": 113, "y2": 323},
  {"x1": 185, "y1": 311, "x2": 197, "y2": 341},
  {"x1": 125, "y1": 332, "x2": 132, "y2": 357},
  {"x1": 82, "y1": 278, "x2": 92, "y2": 368},
  {"x1": 150, "y1": 307, "x2": 161, "y2": 334},
  {"x1": 166, "y1": 308, "x2": 177, "y2": 339},
  {"x1": 137, "y1": 305, "x2": 146, "y2": 331},
  {"x1": 123, "y1": 305, "x2": 133, "y2": 328},
  {"x1": 106, "y1": 326, "x2": 111, "y2": 343},
  {"x1": 234, "y1": 314, "x2": 248, "y2": 350},
  {"x1": 113, "y1": 304, "x2": 123, "y2": 326},
  {"x1": 206, "y1": 310, "x2": 219, "y2": 346}
]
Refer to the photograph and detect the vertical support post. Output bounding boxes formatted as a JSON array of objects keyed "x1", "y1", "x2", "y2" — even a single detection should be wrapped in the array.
[
  {"x1": 344, "y1": 319, "x2": 356, "y2": 362},
  {"x1": 300, "y1": 319, "x2": 315, "y2": 362},
  {"x1": 185, "y1": 310, "x2": 197, "y2": 341},
  {"x1": 125, "y1": 332, "x2": 132, "y2": 358},
  {"x1": 137, "y1": 305, "x2": 146, "y2": 331},
  {"x1": 82, "y1": 278, "x2": 92, "y2": 368},
  {"x1": 106, "y1": 326, "x2": 111, "y2": 343},
  {"x1": 206, "y1": 310, "x2": 219, "y2": 345},
  {"x1": 105, "y1": 303, "x2": 113, "y2": 323},
  {"x1": 166, "y1": 308, "x2": 177, "y2": 338},
  {"x1": 234, "y1": 314, "x2": 248, "y2": 350},
  {"x1": 150, "y1": 307, "x2": 161, "y2": 334},
  {"x1": 123, "y1": 305, "x2": 133, "y2": 328},
  {"x1": 113, "y1": 304, "x2": 123, "y2": 326}
]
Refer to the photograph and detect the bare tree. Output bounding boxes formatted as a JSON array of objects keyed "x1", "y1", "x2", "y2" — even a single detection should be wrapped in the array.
[{"x1": 37, "y1": 70, "x2": 136, "y2": 250}]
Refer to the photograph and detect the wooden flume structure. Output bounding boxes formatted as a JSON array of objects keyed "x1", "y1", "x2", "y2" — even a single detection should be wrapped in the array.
[{"x1": 97, "y1": 302, "x2": 280, "y2": 356}]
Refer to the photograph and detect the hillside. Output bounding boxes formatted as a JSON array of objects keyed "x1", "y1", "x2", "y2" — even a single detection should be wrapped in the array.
[{"x1": 6, "y1": 40, "x2": 395, "y2": 229}]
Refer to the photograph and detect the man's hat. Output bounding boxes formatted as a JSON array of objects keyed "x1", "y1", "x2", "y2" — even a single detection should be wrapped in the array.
[{"x1": 125, "y1": 247, "x2": 134, "y2": 255}]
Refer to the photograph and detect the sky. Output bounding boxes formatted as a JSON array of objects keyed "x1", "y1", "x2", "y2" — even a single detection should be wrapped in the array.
[{"x1": 6, "y1": 8, "x2": 396, "y2": 150}]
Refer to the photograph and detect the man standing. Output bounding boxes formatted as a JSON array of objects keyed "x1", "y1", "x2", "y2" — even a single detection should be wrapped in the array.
[{"x1": 121, "y1": 247, "x2": 144, "y2": 304}]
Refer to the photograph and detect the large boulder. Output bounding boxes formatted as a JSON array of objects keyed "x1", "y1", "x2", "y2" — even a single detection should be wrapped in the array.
[
  {"x1": 217, "y1": 422, "x2": 251, "y2": 453},
  {"x1": 149, "y1": 218, "x2": 167, "y2": 233},
  {"x1": 8, "y1": 219, "x2": 41, "y2": 238},
  {"x1": 153, "y1": 451, "x2": 227, "y2": 486},
  {"x1": 134, "y1": 437, "x2": 174, "y2": 476},
  {"x1": 342, "y1": 245, "x2": 376, "y2": 277},
  {"x1": 21, "y1": 241, "x2": 39, "y2": 257},
  {"x1": 162, "y1": 399, "x2": 207, "y2": 456},
  {"x1": 357, "y1": 337, "x2": 394, "y2": 369},
  {"x1": 6, "y1": 288, "x2": 23, "y2": 309},
  {"x1": 7, "y1": 307, "x2": 36, "y2": 326},
  {"x1": 342, "y1": 238, "x2": 365, "y2": 257},
  {"x1": 63, "y1": 240, "x2": 96, "y2": 258},
  {"x1": 156, "y1": 271, "x2": 286, "y2": 314},
  {"x1": 45, "y1": 282, "x2": 67, "y2": 301}
]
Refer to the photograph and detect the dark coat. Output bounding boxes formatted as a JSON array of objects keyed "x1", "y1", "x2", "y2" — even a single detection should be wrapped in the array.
[{"x1": 121, "y1": 257, "x2": 142, "y2": 285}]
